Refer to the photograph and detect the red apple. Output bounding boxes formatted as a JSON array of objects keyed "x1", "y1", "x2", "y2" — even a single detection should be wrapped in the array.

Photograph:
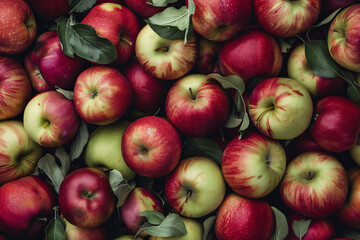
[
  {"x1": 193, "y1": 37, "x2": 222, "y2": 75},
  {"x1": 63, "y1": 217, "x2": 108, "y2": 240},
  {"x1": 124, "y1": 0, "x2": 167, "y2": 18},
  {"x1": 25, "y1": 0, "x2": 71, "y2": 22},
  {"x1": 319, "y1": 0, "x2": 359, "y2": 20}
]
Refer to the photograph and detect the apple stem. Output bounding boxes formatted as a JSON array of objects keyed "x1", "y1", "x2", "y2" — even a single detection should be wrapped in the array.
[
  {"x1": 185, "y1": 190, "x2": 192, "y2": 203},
  {"x1": 305, "y1": 171, "x2": 313, "y2": 180},
  {"x1": 121, "y1": 37, "x2": 133, "y2": 46},
  {"x1": 43, "y1": 120, "x2": 50, "y2": 128},
  {"x1": 189, "y1": 87, "x2": 196, "y2": 100},
  {"x1": 90, "y1": 90, "x2": 98, "y2": 99},
  {"x1": 36, "y1": 217, "x2": 48, "y2": 222}
]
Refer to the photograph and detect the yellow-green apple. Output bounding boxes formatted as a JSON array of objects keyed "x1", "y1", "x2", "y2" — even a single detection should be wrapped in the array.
[
  {"x1": 63, "y1": 218, "x2": 108, "y2": 240},
  {"x1": 124, "y1": 0, "x2": 166, "y2": 18},
  {"x1": 222, "y1": 131, "x2": 287, "y2": 198},
  {"x1": 189, "y1": 0, "x2": 252, "y2": 42},
  {"x1": 25, "y1": 31, "x2": 85, "y2": 92},
  {"x1": 287, "y1": 43, "x2": 344, "y2": 98},
  {"x1": 119, "y1": 187, "x2": 164, "y2": 237},
  {"x1": 114, "y1": 235, "x2": 143, "y2": 240},
  {"x1": 0, "y1": 56, "x2": 32, "y2": 120},
  {"x1": 165, "y1": 156, "x2": 226, "y2": 218},
  {"x1": 165, "y1": 74, "x2": 229, "y2": 137},
  {"x1": 0, "y1": 176, "x2": 56, "y2": 239},
  {"x1": 23, "y1": 91, "x2": 81, "y2": 148},
  {"x1": 248, "y1": 77, "x2": 313, "y2": 140},
  {"x1": 214, "y1": 193, "x2": 275, "y2": 240},
  {"x1": 0, "y1": 0, "x2": 37, "y2": 55},
  {"x1": 135, "y1": 24, "x2": 198, "y2": 80},
  {"x1": 73, "y1": 66, "x2": 132, "y2": 125},
  {"x1": 59, "y1": 168, "x2": 116, "y2": 228},
  {"x1": 280, "y1": 151, "x2": 348, "y2": 218},
  {"x1": 120, "y1": 60, "x2": 166, "y2": 114},
  {"x1": 24, "y1": 0, "x2": 71, "y2": 22},
  {"x1": 350, "y1": 138, "x2": 360, "y2": 166},
  {"x1": 218, "y1": 29, "x2": 283, "y2": 84},
  {"x1": 328, "y1": 4, "x2": 360, "y2": 72},
  {"x1": 0, "y1": 120, "x2": 43, "y2": 185},
  {"x1": 193, "y1": 37, "x2": 222, "y2": 75},
  {"x1": 85, "y1": 120, "x2": 136, "y2": 181},
  {"x1": 121, "y1": 116, "x2": 182, "y2": 177},
  {"x1": 253, "y1": 0, "x2": 321, "y2": 37},
  {"x1": 337, "y1": 168, "x2": 360, "y2": 230},
  {"x1": 310, "y1": 95, "x2": 360, "y2": 152},
  {"x1": 81, "y1": 3, "x2": 140, "y2": 65},
  {"x1": 149, "y1": 217, "x2": 203, "y2": 240}
]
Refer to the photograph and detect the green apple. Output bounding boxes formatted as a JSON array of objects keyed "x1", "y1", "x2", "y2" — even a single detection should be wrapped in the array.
[{"x1": 114, "y1": 235, "x2": 143, "y2": 240}]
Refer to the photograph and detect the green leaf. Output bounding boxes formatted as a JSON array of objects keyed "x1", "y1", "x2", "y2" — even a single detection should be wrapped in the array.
[
  {"x1": 347, "y1": 84, "x2": 360, "y2": 105},
  {"x1": 69, "y1": 0, "x2": 97, "y2": 13},
  {"x1": 109, "y1": 169, "x2": 136, "y2": 208},
  {"x1": 70, "y1": 121, "x2": 89, "y2": 161},
  {"x1": 55, "y1": 146, "x2": 71, "y2": 176},
  {"x1": 67, "y1": 23, "x2": 117, "y2": 64},
  {"x1": 139, "y1": 211, "x2": 165, "y2": 225},
  {"x1": 304, "y1": 40, "x2": 339, "y2": 78},
  {"x1": 182, "y1": 136, "x2": 223, "y2": 165},
  {"x1": 55, "y1": 86, "x2": 73, "y2": 100},
  {"x1": 142, "y1": 213, "x2": 187, "y2": 237},
  {"x1": 147, "y1": 0, "x2": 178, "y2": 7},
  {"x1": 271, "y1": 207, "x2": 289, "y2": 240},
  {"x1": 292, "y1": 219, "x2": 312, "y2": 240},
  {"x1": 56, "y1": 17, "x2": 74, "y2": 57},
  {"x1": 339, "y1": 69, "x2": 360, "y2": 105},
  {"x1": 202, "y1": 216, "x2": 216, "y2": 240},
  {"x1": 37, "y1": 154, "x2": 65, "y2": 193},
  {"x1": 45, "y1": 218, "x2": 66, "y2": 240}
]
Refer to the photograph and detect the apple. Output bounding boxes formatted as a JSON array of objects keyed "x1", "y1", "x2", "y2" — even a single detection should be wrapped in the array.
[
  {"x1": 124, "y1": 0, "x2": 167, "y2": 18},
  {"x1": 214, "y1": 193, "x2": 275, "y2": 240},
  {"x1": 165, "y1": 74, "x2": 229, "y2": 137},
  {"x1": 85, "y1": 120, "x2": 136, "y2": 181},
  {"x1": 253, "y1": 0, "x2": 321, "y2": 37},
  {"x1": 165, "y1": 156, "x2": 226, "y2": 218},
  {"x1": 310, "y1": 95, "x2": 360, "y2": 152},
  {"x1": 25, "y1": 0, "x2": 71, "y2": 23},
  {"x1": 0, "y1": 176, "x2": 56, "y2": 239},
  {"x1": 121, "y1": 116, "x2": 182, "y2": 178},
  {"x1": 193, "y1": 37, "x2": 222, "y2": 75},
  {"x1": 73, "y1": 66, "x2": 132, "y2": 125},
  {"x1": 0, "y1": 56, "x2": 32, "y2": 120},
  {"x1": 280, "y1": 151, "x2": 348, "y2": 218},
  {"x1": 63, "y1": 217, "x2": 108, "y2": 240},
  {"x1": 190, "y1": 0, "x2": 252, "y2": 41},
  {"x1": 319, "y1": 0, "x2": 359, "y2": 20},
  {"x1": 81, "y1": 3, "x2": 140, "y2": 65},
  {"x1": 0, "y1": 0, "x2": 37, "y2": 55},
  {"x1": 135, "y1": 24, "x2": 198, "y2": 80},
  {"x1": 25, "y1": 31, "x2": 85, "y2": 92},
  {"x1": 248, "y1": 77, "x2": 313, "y2": 140},
  {"x1": 114, "y1": 236, "x2": 143, "y2": 240},
  {"x1": 218, "y1": 29, "x2": 283, "y2": 84},
  {"x1": 222, "y1": 131, "x2": 287, "y2": 198},
  {"x1": 59, "y1": 167, "x2": 116, "y2": 228},
  {"x1": 328, "y1": 4, "x2": 360, "y2": 72},
  {"x1": 23, "y1": 91, "x2": 81, "y2": 148},
  {"x1": 350, "y1": 138, "x2": 360, "y2": 166}
]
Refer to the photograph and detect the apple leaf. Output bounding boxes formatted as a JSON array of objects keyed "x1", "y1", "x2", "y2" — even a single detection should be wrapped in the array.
[
  {"x1": 109, "y1": 169, "x2": 136, "y2": 208},
  {"x1": 55, "y1": 146, "x2": 71, "y2": 176},
  {"x1": 147, "y1": 0, "x2": 178, "y2": 7},
  {"x1": 271, "y1": 207, "x2": 288, "y2": 240},
  {"x1": 202, "y1": 216, "x2": 216, "y2": 240},
  {"x1": 37, "y1": 154, "x2": 64, "y2": 193},
  {"x1": 340, "y1": 69, "x2": 360, "y2": 105},
  {"x1": 55, "y1": 86, "x2": 73, "y2": 100},
  {"x1": 139, "y1": 211, "x2": 166, "y2": 225},
  {"x1": 68, "y1": 0, "x2": 97, "y2": 13},
  {"x1": 69, "y1": 121, "x2": 89, "y2": 161},
  {"x1": 45, "y1": 218, "x2": 66, "y2": 240},
  {"x1": 182, "y1": 136, "x2": 223, "y2": 165},
  {"x1": 292, "y1": 218, "x2": 312, "y2": 240},
  {"x1": 56, "y1": 17, "x2": 74, "y2": 57}
]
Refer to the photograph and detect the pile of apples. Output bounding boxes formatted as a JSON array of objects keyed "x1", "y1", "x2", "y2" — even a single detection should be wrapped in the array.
[{"x1": 1, "y1": 0, "x2": 360, "y2": 239}]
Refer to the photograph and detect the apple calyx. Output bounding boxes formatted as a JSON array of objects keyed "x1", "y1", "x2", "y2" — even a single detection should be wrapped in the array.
[
  {"x1": 304, "y1": 170, "x2": 315, "y2": 181},
  {"x1": 90, "y1": 89, "x2": 98, "y2": 99},
  {"x1": 82, "y1": 189, "x2": 97, "y2": 200}
]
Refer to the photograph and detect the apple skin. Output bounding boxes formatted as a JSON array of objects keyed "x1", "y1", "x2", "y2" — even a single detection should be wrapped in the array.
[
  {"x1": 165, "y1": 74, "x2": 229, "y2": 137},
  {"x1": 63, "y1": 218, "x2": 108, "y2": 240},
  {"x1": 319, "y1": 0, "x2": 359, "y2": 20},
  {"x1": 124, "y1": 0, "x2": 166, "y2": 18},
  {"x1": 222, "y1": 131, "x2": 287, "y2": 198},
  {"x1": 121, "y1": 116, "x2": 182, "y2": 178},
  {"x1": 254, "y1": 0, "x2": 321, "y2": 37},
  {"x1": 350, "y1": 138, "x2": 360, "y2": 166},
  {"x1": 214, "y1": 193, "x2": 275, "y2": 240},
  {"x1": 310, "y1": 95, "x2": 360, "y2": 152},
  {"x1": 248, "y1": 77, "x2": 313, "y2": 140},
  {"x1": 190, "y1": 0, "x2": 252, "y2": 42},
  {"x1": 73, "y1": 66, "x2": 132, "y2": 125},
  {"x1": 81, "y1": 3, "x2": 140, "y2": 65},
  {"x1": 193, "y1": 37, "x2": 222, "y2": 75},
  {"x1": 0, "y1": 56, "x2": 32, "y2": 120},
  {"x1": 328, "y1": 4, "x2": 360, "y2": 72},
  {"x1": 0, "y1": 0, "x2": 37, "y2": 55},
  {"x1": 25, "y1": 0, "x2": 71, "y2": 22},
  {"x1": 218, "y1": 29, "x2": 283, "y2": 83},
  {"x1": 85, "y1": 120, "x2": 136, "y2": 181},
  {"x1": 165, "y1": 156, "x2": 226, "y2": 218},
  {"x1": 135, "y1": 24, "x2": 199, "y2": 80},
  {"x1": 114, "y1": 236, "x2": 143, "y2": 240},
  {"x1": 23, "y1": 91, "x2": 81, "y2": 148},
  {"x1": 287, "y1": 43, "x2": 344, "y2": 98},
  {"x1": 59, "y1": 168, "x2": 116, "y2": 228},
  {"x1": 280, "y1": 151, "x2": 348, "y2": 218},
  {"x1": 24, "y1": 31, "x2": 85, "y2": 92},
  {"x1": 0, "y1": 176, "x2": 56, "y2": 239}
]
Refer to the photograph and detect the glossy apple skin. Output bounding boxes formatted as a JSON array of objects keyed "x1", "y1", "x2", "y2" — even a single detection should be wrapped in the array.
[
  {"x1": 280, "y1": 152, "x2": 348, "y2": 218},
  {"x1": 319, "y1": 0, "x2": 359, "y2": 20},
  {"x1": 215, "y1": 193, "x2": 275, "y2": 240},
  {"x1": 59, "y1": 168, "x2": 116, "y2": 228},
  {"x1": 0, "y1": 56, "x2": 32, "y2": 120},
  {"x1": 249, "y1": 77, "x2": 313, "y2": 140},
  {"x1": 73, "y1": 66, "x2": 132, "y2": 125},
  {"x1": 165, "y1": 156, "x2": 226, "y2": 218},
  {"x1": 135, "y1": 24, "x2": 198, "y2": 80},
  {"x1": 124, "y1": 0, "x2": 166, "y2": 18},
  {"x1": 23, "y1": 91, "x2": 81, "y2": 148},
  {"x1": 328, "y1": 4, "x2": 360, "y2": 72},
  {"x1": 25, "y1": 0, "x2": 71, "y2": 22},
  {"x1": 81, "y1": 3, "x2": 140, "y2": 65},
  {"x1": 0, "y1": 0, "x2": 37, "y2": 54},
  {"x1": 193, "y1": 37, "x2": 222, "y2": 75},
  {"x1": 64, "y1": 218, "x2": 108, "y2": 240},
  {"x1": 121, "y1": 116, "x2": 182, "y2": 177},
  {"x1": 254, "y1": 0, "x2": 321, "y2": 37},
  {"x1": 165, "y1": 74, "x2": 229, "y2": 137},
  {"x1": 218, "y1": 29, "x2": 283, "y2": 83},
  {"x1": 0, "y1": 176, "x2": 56, "y2": 238},
  {"x1": 350, "y1": 138, "x2": 360, "y2": 166},
  {"x1": 222, "y1": 131, "x2": 287, "y2": 198},
  {"x1": 25, "y1": 31, "x2": 85, "y2": 92},
  {"x1": 337, "y1": 168, "x2": 360, "y2": 230},
  {"x1": 310, "y1": 96, "x2": 360, "y2": 152}
]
